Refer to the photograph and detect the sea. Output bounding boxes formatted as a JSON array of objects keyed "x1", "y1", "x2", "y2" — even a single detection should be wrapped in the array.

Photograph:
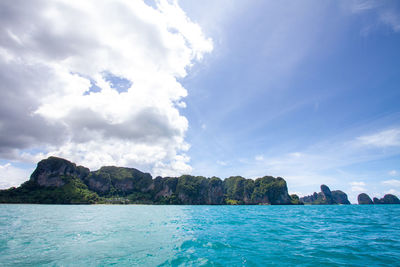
[{"x1": 0, "y1": 205, "x2": 399, "y2": 266}]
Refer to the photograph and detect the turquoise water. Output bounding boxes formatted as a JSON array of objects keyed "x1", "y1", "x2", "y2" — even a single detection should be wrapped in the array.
[{"x1": 1, "y1": 205, "x2": 400, "y2": 266}]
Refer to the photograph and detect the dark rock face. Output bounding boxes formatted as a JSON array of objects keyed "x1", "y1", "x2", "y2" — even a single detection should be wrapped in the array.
[
  {"x1": 373, "y1": 197, "x2": 382, "y2": 204},
  {"x1": 85, "y1": 166, "x2": 153, "y2": 194},
  {"x1": 320, "y1": 184, "x2": 334, "y2": 204},
  {"x1": 176, "y1": 175, "x2": 209, "y2": 205},
  {"x1": 85, "y1": 172, "x2": 112, "y2": 193},
  {"x1": 358, "y1": 193, "x2": 373, "y2": 204},
  {"x1": 207, "y1": 177, "x2": 224, "y2": 205},
  {"x1": 30, "y1": 157, "x2": 89, "y2": 187},
  {"x1": 300, "y1": 193, "x2": 318, "y2": 203},
  {"x1": 153, "y1": 177, "x2": 178, "y2": 199},
  {"x1": 372, "y1": 194, "x2": 400, "y2": 204},
  {"x1": 300, "y1": 185, "x2": 350, "y2": 205},
  {"x1": 222, "y1": 176, "x2": 292, "y2": 205},
  {"x1": 381, "y1": 194, "x2": 400, "y2": 204},
  {"x1": 332, "y1": 190, "x2": 351, "y2": 205}
]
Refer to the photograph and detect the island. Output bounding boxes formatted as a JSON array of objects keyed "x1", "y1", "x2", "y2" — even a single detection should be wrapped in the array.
[
  {"x1": 357, "y1": 193, "x2": 400, "y2": 205},
  {"x1": 1, "y1": 156, "x2": 399, "y2": 205},
  {"x1": 0, "y1": 157, "x2": 302, "y2": 205},
  {"x1": 299, "y1": 184, "x2": 350, "y2": 205}
]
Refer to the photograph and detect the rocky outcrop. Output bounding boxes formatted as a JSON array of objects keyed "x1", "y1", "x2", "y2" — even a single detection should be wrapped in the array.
[
  {"x1": 207, "y1": 177, "x2": 224, "y2": 205},
  {"x1": 360, "y1": 194, "x2": 400, "y2": 204},
  {"x1": 320, "y1": 184, "x2": 334, "y2": 204},
  {"x1": 30, "y1": 157, "x2": 89, "y2": 187},
  {"x1": 358, "y1": 193, "x2": 373, "y2": 204},
  {"x1": 299, "y1": 192, "x2": 318, "y2": 203},
  {"x1": 0, "y1": 156, "x2": 306, "y2": 205},
  {"x1": 222, "y1": 176, "x2": 292, "y2": 205},
  {"x1": 153, "y1": 177, "x2": 178, "y2": 199},
  {"x1": 85, "y1": 166, "x2": 153, "y2": 194},
  {"x1": 373, "y1": 197, "x2": 382, "y2": 204},
  {"x1": 373, "y1": 194, "x2": 400, "y2": 204},
  {"x1": 300, "y1": 185, "x2": 350, "y2": 205},
  {"x1": 332, "y1": 190, "x2": 351, "y2": 205},
  {"x1": 85, "y1": 172, "x2": 112, "y2": 193},
  {"x1": 381, "y1": 194, "x2": 400, "y2": 204}
]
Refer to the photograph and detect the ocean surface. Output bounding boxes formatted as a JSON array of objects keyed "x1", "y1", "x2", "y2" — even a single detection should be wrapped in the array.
[{"x1": 1, "y1": 205, "x2": 400, "y2": 266}]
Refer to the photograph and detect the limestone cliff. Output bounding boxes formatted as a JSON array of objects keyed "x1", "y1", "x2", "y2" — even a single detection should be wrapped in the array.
[
  {"x1": 300, "y1": 185, "x2": 350, "y2": 205},
  {"x1": 30, "y1": 157, "x2": 89, "y2": 187},
  {"x1": 357, "y1": 193, "x2": 373, "y2": 204},
  {"x1": 0, "y1": 156, "x2": 307, "y2": 205},
  {"x1": 373, "y1": 194, "x2": 400, "y2": 204}
]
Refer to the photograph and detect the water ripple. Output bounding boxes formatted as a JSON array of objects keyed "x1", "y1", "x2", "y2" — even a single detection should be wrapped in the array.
[{"x1": 0, "y1": 205, "x2": 400, "y2": 266}]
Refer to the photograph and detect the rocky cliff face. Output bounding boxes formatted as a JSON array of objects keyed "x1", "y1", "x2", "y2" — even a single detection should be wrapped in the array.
[
  {"x1": 382, "y1": 194, "x2": 400, "y2": 204},
  {"x1": 222, "y1": 176, "x2": 292, "y2": 205},
  {"x1": 30, "y1": 157, "x2": 89, "y2": 187},
  {"x1": 358, "y1": 193, "x2": 373, "y2": 204},
  {"x1": 320, "y1": 184, "x2": 334, "y2": 204},
  {"x1": 358, "y1": 193, "x2": 400, "y2": 205},
  {"x1": 206, "y1": 177, "x2": 224, "y2": 205},
  {"x1": 332, "y1": 190, "x2": 351, "y2": 205},
  {"x1": 300, "y1": 185, "x2": 350, "y2": 205},
  {"x1": 373, "y1": 194, "x2": 400, "y2": 204},
  {"x1": 84, "y1": 166, "x2": 153, "y2": 195},
  {"x1": 6, "y1": 157, "x2": 400, "y2": 205},
  {"x1": 2, "y1": 156, "x2": 303, "y2": 205},
  {"x1": 373, "y1": 197, "x2": 381, "y2": 204}
]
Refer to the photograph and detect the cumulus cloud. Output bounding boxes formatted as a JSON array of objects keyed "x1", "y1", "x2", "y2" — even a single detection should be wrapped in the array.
[
  {"x1": 0, "y1": 0, "x2": 212, "y2": 176},
  {"x1": 389, "y1": 170, "x2": 398, "y2": 176}
]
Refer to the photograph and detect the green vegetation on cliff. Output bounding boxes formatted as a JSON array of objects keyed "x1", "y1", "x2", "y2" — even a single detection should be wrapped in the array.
[{"x1": 0, "y1": 176, "x2": 99, "y2": 204}]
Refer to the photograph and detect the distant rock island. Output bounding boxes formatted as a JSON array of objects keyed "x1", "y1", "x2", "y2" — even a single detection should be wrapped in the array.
[
  {"x1": 299, "y1": 184, "x2": 351, "y2": 205},
  {"x1": 0, "y1": 157, "x2": 301, "y2": 205},
  {"x1": 357, "y1": 193, "x2": 400, "y2": 205},
  {"x1": 1, "y1": 157, "x2": 399, "y2": 205}
]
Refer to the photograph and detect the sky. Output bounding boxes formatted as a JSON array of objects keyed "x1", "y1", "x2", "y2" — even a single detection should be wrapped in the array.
[{"x1": 0, "y1": 0, "x2": 400, "y2": 203}]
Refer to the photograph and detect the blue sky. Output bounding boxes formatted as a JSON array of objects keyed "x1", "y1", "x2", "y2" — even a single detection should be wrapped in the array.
[
  {"x1": 0, "y1": 0, "x2": 399, "y2": 203},
  {"x1": 178, "y1": 0, "x2": 400, "y2": 201}
]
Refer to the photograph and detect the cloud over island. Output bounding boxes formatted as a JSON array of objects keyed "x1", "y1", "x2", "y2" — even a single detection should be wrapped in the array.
[{"x1": 0, "y1": 0, "x2": 212, "y2": 176}]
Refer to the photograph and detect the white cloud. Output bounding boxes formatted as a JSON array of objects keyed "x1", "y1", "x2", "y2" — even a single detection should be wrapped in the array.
[
  {"x1": 350, "y1": 181, "x2": 366, "y2": 192},
  {"x1": 348, "y1": 0, "x2": 400, "y2": 33},
  {"x1": 382, "y1": 179, "x2": 400, "y2": 187},
  {"x1": 255, "y1": 155, "x2": 264, "y2": 161},
  {"x1": 289, "y1": 152, "x2": 302, "y2": 158},
  {"x1": 389, "y1": 170, "x2": 398, "y2": 176},
  {"x1": 379, "y1": 10, "x2": 400, "y2": 32},
  {"x1": 0, "y1": 0, "x2": 212, "y2": 176},
  {"x1": 0, "y1": 163, "x2": 31, "y2": 189},
  {"x1": 356, "y1": 128, "x2": 400, "y2": 147},
  {"x1": 350, "y1": 0, "x2": 379, "y2": 13},
  {"x1": 216, "y1": 160, "x2": 227, "y2": 166}
]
